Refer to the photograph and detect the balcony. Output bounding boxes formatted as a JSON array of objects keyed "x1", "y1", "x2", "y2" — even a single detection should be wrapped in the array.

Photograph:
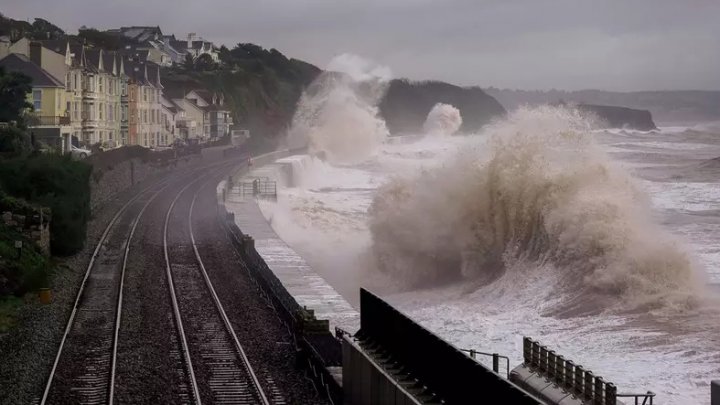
[
  {"x1": 82, "y1": 90, "x2": 99, "y2": 100},
  {"x1": 32, "y1": 116, "x2": 71, "y2": 126}
]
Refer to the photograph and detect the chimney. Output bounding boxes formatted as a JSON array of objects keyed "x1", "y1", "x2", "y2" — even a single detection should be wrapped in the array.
[
  {"x1": 29, "y1": 42, "x2": 43, "y2": 67},
  {"x1": 187, "y1": 33, "x2": 195, "y2": 49}
]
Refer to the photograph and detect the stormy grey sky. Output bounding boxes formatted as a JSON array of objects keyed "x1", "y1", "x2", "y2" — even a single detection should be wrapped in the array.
[{"x1": 3, "y1": 0, "x2": 719, "y2": 91}]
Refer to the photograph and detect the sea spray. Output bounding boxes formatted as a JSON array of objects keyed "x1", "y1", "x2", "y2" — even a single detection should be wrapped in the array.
[
  {"x1": 369, "y1": 106, "x2": 698, "y2": 311},
  {"x1": 423, "y1": 103, "x2": 463, "y2": 136},
  {"x1": 287, "y1": 54, "x2": 391, "y2": 164}
]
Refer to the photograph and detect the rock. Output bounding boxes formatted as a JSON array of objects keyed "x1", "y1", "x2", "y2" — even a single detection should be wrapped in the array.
[
  {"x1": 577, "y1": 104, "x2": 657, "y2": 131},
  {"x1": 380, "y1": 79, "x2": 507, "y2": 135}
]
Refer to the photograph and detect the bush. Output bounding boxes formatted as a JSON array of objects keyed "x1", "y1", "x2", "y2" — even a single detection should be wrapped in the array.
[
  {"x1": 0, "y1": 126, "x2": 31, "y2": 157},
  {"x1": 0, "y1": 154, "x2": 91, "y2": 255},
  {"x1": 0, "y1": 223, "x2": 50, "y2": 295}
]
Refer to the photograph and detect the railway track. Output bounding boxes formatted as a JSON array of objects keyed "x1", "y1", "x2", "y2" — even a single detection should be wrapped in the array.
[
  {"x1": 163, "y1": 174, "x2": 271, "y2": 405},
  {"x1": 39, "y1": 157, "x2": 280, "y2": 404},
  {"x1": 40, "y1": 182, "x2": 168, "y2": 405}
]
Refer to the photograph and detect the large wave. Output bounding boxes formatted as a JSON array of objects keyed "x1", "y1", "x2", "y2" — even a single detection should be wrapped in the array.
[
  {"x1": 423, "y1": 103, "x2": 462, "y2": 136},
  {"x1": 286, "y1": 54, "x2": 390, "y2": 164},
  {"x1": 369, "y1": 106, "x2": 699, "y2": 312}
]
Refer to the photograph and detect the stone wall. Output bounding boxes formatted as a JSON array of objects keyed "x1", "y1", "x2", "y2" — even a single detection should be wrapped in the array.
[{"x1": 1, "y1": 209, "x2": 50, "y2": 255}]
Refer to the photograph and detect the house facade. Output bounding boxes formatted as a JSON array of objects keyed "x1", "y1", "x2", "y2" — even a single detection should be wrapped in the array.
[
  {"x1": 4, "y1": 28, "x2": 232, "y2": 151},
  {"x1": 0, "y1": 53, "x2": 72, "y2": 152},
  {"x1": 125, "y1": 60, "x2": 163, "y2": 147}
]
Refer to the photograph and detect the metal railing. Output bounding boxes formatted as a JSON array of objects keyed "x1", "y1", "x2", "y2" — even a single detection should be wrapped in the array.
[
  {"x1": 238, "y1": 179, "x2": 277, "y2": 199},
  {"x1": 616, "y1": 392, "x2": 655, "y2": 405},
  {"x1": 33, "y1": 116, "x2": 71, "y2": 126},
  {"x1": 523, "y1": 337, "x2": 655, "y2": 405},
  {"x1": 460, "y1": 349, "x2": 510, "y2": 378}
]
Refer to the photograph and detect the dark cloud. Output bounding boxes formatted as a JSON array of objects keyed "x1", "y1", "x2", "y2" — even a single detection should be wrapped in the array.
[{"x1": 3, "y1": 0, "x2": 719, "y2": 90}]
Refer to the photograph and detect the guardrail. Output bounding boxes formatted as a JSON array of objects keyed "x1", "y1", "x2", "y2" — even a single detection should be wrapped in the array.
[
  {"x1": 460, "y1": 348, "x2": 510, "y2": 378},
  {"x1": 522, "y1": 337, "x2": 655, "y2": 405}
]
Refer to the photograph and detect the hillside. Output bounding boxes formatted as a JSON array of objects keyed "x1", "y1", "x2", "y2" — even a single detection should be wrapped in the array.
[
  {"x1": 1, "y1": 13, "x2": 509, "y2": 142},
  {"x1": 486, "y1": 88, "x2": 720, "y2": 124},
  {"x1": 578, "y1": 104, "x2": 656, "y2": 131},
  {"x1": 162, "y1": 43, "x2": 321, "y2": 147},
  {"x1": 380, "y1": 80, "x2": 506, "y2": 135}
]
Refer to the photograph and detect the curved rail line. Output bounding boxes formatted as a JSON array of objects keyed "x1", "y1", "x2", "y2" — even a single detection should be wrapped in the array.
[
  {"x1": 108, "y1": 183, "x2": 171, "y2": 404},
  {"x1": 41, "y1": 182, "x2": 166, "y2": 405},
  {"x1": 163, "y1": 172, "x2": 271, "y2": 405},
  {"x1": 164, "y1": 179, "x2": 204, "y2": 404},
  {"x1": 190, "y1": 175, "x2": 271, "y2": 405}
]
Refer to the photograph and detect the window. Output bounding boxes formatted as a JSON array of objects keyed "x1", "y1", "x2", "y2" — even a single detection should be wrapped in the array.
[
  {"x1": 74, "y1": 102, "x2": 80, "y2": 120},
  {"x1": 121, "y1": 106, "x2": 127, "y2": 121},
  {"x1": 143, "y1": 88, "x2": 147, "y2": 102},
  {"x1": 66, "y1": 101, "x2": 71, "y2": 116},
  {"x1": 33, "y1": 90, "x2": 42, "y2": 111},
  {"x1": 99, "y1": 77, "x2": 103, "y2": 93},
  {"x1": 109, "y1": 105, "x2": 114, "y2": 121},
  {"x1": 99, "y1": 103, "x2": 103, "y2": 120},
  {"x1": 109, "y1": 131, "x2": 113, "y2": 140},
  {"x1": 57, "y1": 92, "x2": 61, "y2": 109}
]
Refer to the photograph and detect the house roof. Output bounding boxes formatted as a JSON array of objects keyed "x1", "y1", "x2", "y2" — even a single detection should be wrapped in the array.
[
  {"x1": 161, "y1": 95, "x2": 182, "y2": 114},
  {"x1": 163, "y1": 87, "x2": 189, "y2": 99},
  {"x1": 118, "y1": 26, "x2": 163, "y2": 42},
  {"x1": 0, "y1": 53, "x2": 64, "y2": 87},
  {"x1": 122, "y1": 58, "x2": 151, "y2": 86},
  {"x1": 191, "y1": 89, "x2": 213, "y2": 104}
]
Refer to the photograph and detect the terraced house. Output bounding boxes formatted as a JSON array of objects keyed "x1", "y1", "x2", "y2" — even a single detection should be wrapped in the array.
[
  {"x1": 82, "y1": 49, "x2": 122, "y2": 146},
  {"x1": 125, "y1": 59, "x2": 163, "y2": 147},
  {"x1": 1, "y1": 34, "x2": 214, "y2": 150}
]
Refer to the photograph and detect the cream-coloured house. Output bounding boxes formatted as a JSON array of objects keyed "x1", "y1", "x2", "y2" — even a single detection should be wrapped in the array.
[{"x1": 0, "y1": 53, "x2": 72, "y2": 152}]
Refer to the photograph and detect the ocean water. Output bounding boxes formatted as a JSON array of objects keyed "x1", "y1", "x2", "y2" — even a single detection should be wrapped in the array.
[{"x1": 258, "y1": 113, "x2": 720, "y2": 404}]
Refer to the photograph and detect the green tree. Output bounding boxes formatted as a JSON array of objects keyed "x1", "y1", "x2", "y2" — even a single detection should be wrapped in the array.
[
  {"x1": 183, "y1": 53, "x2": 194, "y2": 71},
  {"x1": 0, "y1": 66, "x2": 32, "y2": 124},
  {"x1": 194, "y1": 53, "x2": 217, "y2": 71},
  {"x1": 30, "y1": 18, "x2": 65, "y2": 40}
]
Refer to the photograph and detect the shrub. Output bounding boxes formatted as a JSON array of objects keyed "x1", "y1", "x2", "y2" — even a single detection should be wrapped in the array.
[{"x1": 0, "y1": 154, "x2": 91, "y2": 255}]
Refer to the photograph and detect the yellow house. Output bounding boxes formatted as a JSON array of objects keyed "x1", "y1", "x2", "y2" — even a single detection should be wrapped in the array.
[{"x1": 0, "y1": 53, "x2": 72, "y2": 152}]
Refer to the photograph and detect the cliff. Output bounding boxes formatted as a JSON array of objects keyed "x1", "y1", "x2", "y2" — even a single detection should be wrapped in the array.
[
  {"x1": 578, "y1": 104, "x2": 657, "y2": 131},
  {"x1": 486, "y1": 88, "x2": 720, "y2": 124},
  {"x1": 379, "y1": 80, "x2": 506, "y2": 135}
]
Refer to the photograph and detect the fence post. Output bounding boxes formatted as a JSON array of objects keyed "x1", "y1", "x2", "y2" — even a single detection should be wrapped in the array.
[
  {"x1": 539, "y1": 346, "x2": 548, "y2": 374},
  {"x1": 584, "y1": 371, "x2": 594, "y2": 401},
  {"x1": 574, "y1": 365, "x2": 584, "y2": 397},
  {"x1": 532, "y1": 341, "x2": 541, "y2": 369},
  {"x1": 555, "y1": 355, "x2": 564, "y2": 385},
  {"x1": 492, "y1": 353, "x2": 499, "y2": 374},
  {"x1": 547, "y1": 351, "x2": 556, "y2": 379},
  {"x1": 130, "y1": 160, "x2": 135, "y2": 185},
  {"x1": 594, "y1": 376, "x2": 605, "y2": 405},
  {"x1": 604, "y1": 383, "x2": 616, "y2": 405},
  {"x1": 469, "y1": 350, "x2": 476, "y2": 359},
  {"x1": 523, "y1": 338, "x2": 532, "y2": 365},
  {"x1": 564, "y1": 360, "x2": 575, "y2": 392}
]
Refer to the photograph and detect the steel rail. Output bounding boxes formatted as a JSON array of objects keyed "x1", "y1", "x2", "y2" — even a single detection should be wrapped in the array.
[
  {"x1": 40, "y1": 182, "x2": 162, "y2": 405},
  {"x1": 189, "y1": 174, "x2": 271, "y2": 405},
  {"x1": 108, "y1": 183, "x2": 170, "y2": 404},
  {"x1": 163, "y1": 179, "x2": 205, "y2": 405}
]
